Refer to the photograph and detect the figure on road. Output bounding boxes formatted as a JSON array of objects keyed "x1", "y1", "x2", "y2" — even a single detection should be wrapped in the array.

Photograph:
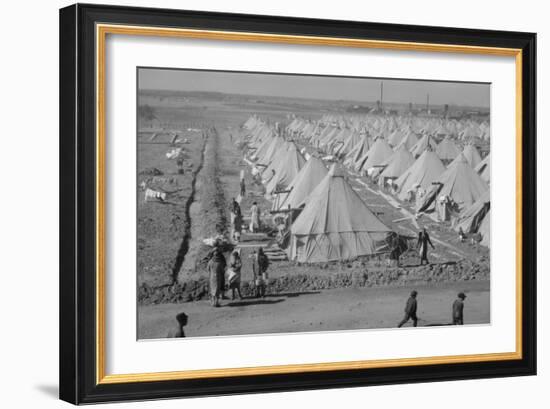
[
  {"x1": 397, "y1": 290, "x2": 419, "y2": 328},
  {"x1": 249, "y1": 201, "x2": 261, "y2": 233},
  {"x1": 452, "y1": 292, "x2": 467, "y2": 325},
  {"x1": 227, "y1": 249, "x2": 243, "y2": 300},
  {"x1": 208, "y1": 244, "x2": 227, "y2": 307},
  {"x1": 253, "y1": 247, "x2": 270, "y2": 298}
]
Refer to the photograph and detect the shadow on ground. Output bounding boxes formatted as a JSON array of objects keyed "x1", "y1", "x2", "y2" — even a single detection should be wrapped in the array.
[
  {"x1": 266, "y1": 291, "x2": 322, "y2": 298},
  {"x1": 225, "y1": 298, "x2": 285, "y2": 307}
]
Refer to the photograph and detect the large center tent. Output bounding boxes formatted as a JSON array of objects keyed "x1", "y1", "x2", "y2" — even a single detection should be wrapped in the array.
[{"x1": 289, "y1": 165, "x2": 392, "y2": 263}]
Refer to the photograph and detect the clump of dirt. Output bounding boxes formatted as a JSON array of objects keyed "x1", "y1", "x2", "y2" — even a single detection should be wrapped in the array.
[
  {"x1": 138, "y1": 258, "x2": 489, "y2": 305},
  {"x1": 138, "y1": 279, "x2": 210, "y2": 304},
  {"x1": 139, "y1": 167, "x2": 164, "y2": 176}
]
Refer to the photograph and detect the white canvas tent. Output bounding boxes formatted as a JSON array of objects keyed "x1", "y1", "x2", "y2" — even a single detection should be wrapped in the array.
[
  {"x1": 462, "y1": 144, "x2": 482, "y2": 168},
  {"x1": 355, "y1": 138, "x2": 393, "y2": 172},
  {"x1": 394, "y1": 149, "x2": 446, "y2": 201},
  {"x1": 437, "y1": 155, "x2": 489, "y2": 209},
  {"x1": 275, "y1": 156, "x2": 328, "y2": 211},
  {"x1": 264, "y1": 143, "x2": 305, "y2": 197},
  {"x1": 435, "y1": 137, "x2": 461, "y2": 162},
  {"x1": 289, "y1": 165, "x2": 391, "y2": 262},
  {"x1": 379, "y1": 144, "x2": 415, "y2": 180}
]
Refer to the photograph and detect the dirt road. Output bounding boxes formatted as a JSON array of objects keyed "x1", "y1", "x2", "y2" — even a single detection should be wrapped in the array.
[{"x1": 138, "y1": 280, "x2": 489, "y2": 339}]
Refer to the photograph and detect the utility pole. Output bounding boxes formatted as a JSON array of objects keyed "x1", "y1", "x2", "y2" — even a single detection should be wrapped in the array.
[{"x1": 380, "y1": 81, "x2": 384, "y2": 109}]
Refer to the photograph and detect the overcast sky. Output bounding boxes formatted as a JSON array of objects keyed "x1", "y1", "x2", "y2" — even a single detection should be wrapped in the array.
[{"x1": 139, "y1": 68, "x2": 489, "y2": 108}]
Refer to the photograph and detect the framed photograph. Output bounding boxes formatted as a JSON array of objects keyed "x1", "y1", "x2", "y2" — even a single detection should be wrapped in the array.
[{"x1": 59, "y1": 3, "x2": 536, "y2": 404}]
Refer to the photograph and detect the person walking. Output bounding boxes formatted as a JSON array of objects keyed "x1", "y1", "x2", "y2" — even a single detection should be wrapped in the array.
[
  {"x1": 397, "y1": 290, "x2": 419, "y2": 328},
  {"x1": 452, "y1": 292, "x2": 467, "y2": 325},
  {"x1": 207, "y1": 244, "x2": 227, "y2": 307},
  {"x1": 253, "y1": 247, "x2": 270, "y2": 298},
  {"x1": 233, "y1": 211, "x2": 242, "y2": 242},
  {"x1": 227, "y1": 250, "x2": 243, "y2": 300},
  {"x1": 240, "y1": 177, "x2": 246, "y2": 197},
  {"x1": 417, "y1": 227, "x2": 435, "y2": 265}
]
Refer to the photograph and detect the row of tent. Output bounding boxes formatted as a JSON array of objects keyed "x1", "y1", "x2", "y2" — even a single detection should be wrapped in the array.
[
  {"x1": 287, "y1": 113, "x2": 490, "y2": 143},
  {"x1": 241, "y1": 114, "x2": 490, "y2": 262},
  {"x1": 244, "y1": 117, "x2": 392, "y2": 262}
]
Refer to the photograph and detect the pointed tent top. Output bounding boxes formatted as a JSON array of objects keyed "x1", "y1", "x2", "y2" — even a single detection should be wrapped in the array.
[
  {"x1": 395, "y1": 149, "x2": 446, "y2": 200},
  {"x1": 292, "y1": 168, "x2": 391, "y2": 236},
  {"x1": 447, "y1": 152, "x2": 469, "y2": 168},
  {"x1": 462, "y1": 144, "x2": 482, "y2": 167},
  {"x1": 381, "y1": 145, "x2": 415, "y2": 179},
  {"x1": 436, "y1": 136, "x2": 461, "y2": 161},
  {"x1": 279, "y1": 156, "x2": 328, "y2": 210},
  {"x1": 356, "y1": 138, "x2": 393, "y2": 171},
  {"x1": 437, "y1": 158, "x2": 488, "y2": 209}
]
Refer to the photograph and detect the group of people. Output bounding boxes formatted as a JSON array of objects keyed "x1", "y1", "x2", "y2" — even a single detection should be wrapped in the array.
[
  {"x1": 230, "y1": 197, "x2": 263, "y2": 242},
  {"x1": 397, "y1": 290, "x2": 468, "y2": 328},
  {"x1": 207, "y1": 243, "x2": 270, "y2": 307}
]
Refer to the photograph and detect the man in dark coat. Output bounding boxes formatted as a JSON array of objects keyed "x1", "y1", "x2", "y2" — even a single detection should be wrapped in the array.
[
  {"x1": 397, "y1": 290, "x2": 419, "y2": 328},
  {"x1": 452, "y1": 292, "x2": 467, "y2": 325},
  {"x1": 231, "y1": 198, "x2": 241, "y2": 217},
  {"x1": 240, "y1": 177, "x2": 246, "y2": 197},
  {"x1": 252, "y1": 247, "x2": 270, "y2": 298},
  {"x1": 417, "y1": 227, "x2": 435, "y2": 265}
]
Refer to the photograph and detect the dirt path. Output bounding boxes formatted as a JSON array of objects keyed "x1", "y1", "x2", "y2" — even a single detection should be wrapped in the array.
[{"x1": 138, "y1": 280, "x2": 489, "y2": 339}]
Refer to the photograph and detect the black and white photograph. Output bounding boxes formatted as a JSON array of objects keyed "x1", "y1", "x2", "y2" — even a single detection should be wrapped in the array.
[{"x1": 137, "y1": 68, "x2": 491, "y2": 339}]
